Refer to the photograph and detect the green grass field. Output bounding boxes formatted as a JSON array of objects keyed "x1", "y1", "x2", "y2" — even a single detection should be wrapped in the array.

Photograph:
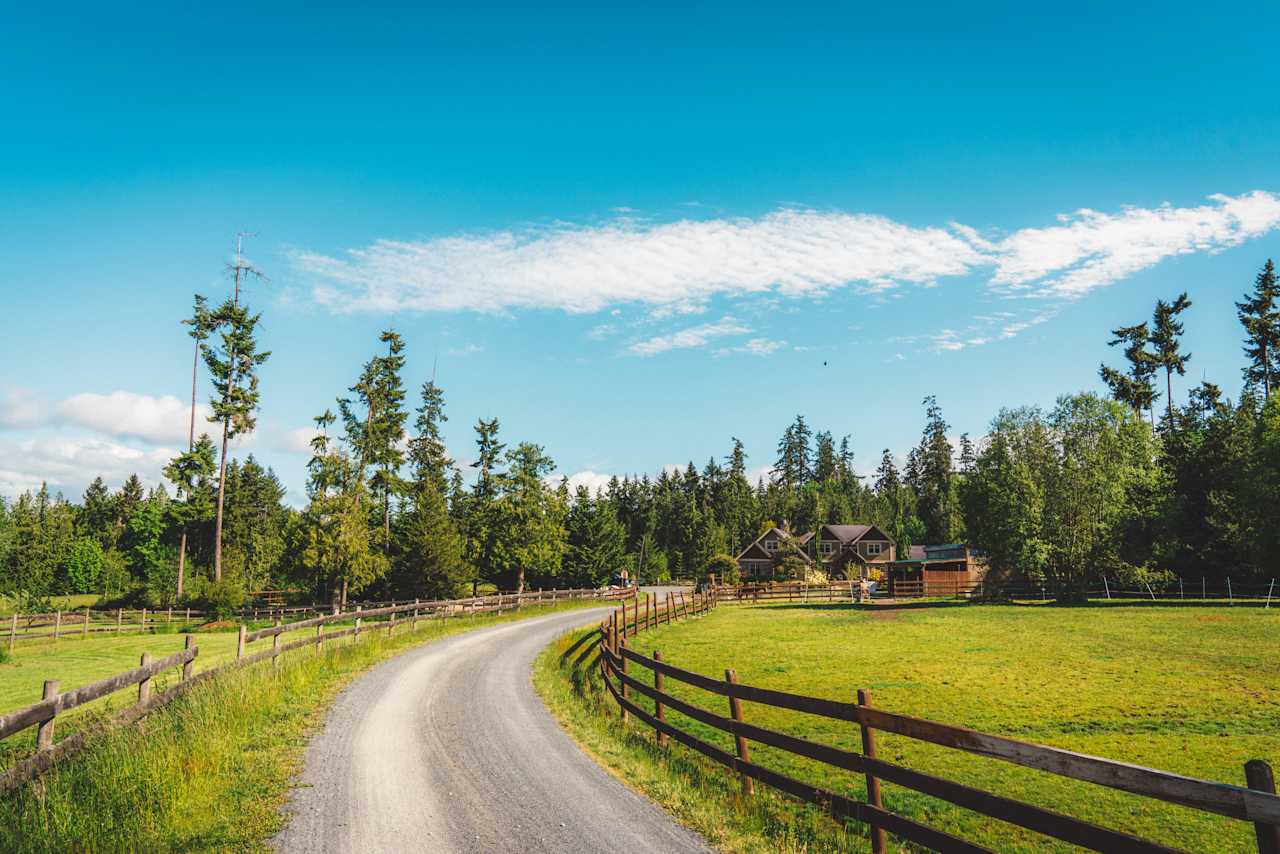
[
  {"x1": 0, "y1": 600, "x2": 601, "y2": 852},
  {"x1": 536, "y1": 601, "x2": 1280, "y2": 853}
]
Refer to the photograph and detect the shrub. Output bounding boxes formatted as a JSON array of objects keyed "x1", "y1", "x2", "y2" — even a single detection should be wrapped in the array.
[
  {"x1": 704, "y1": 553, "x2": 739, "y2": 585},
  {"x1": 195, "y1": 579, "x2": 246, "y2": 621},
  {"x1": 63, "y1": 538, "x2": 105, "y2": 594}
]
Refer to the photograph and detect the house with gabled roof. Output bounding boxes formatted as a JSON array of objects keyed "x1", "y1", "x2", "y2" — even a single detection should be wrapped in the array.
[
  {"x1": 811, "y1": 523, "x2": 896, "y2": 578},
  {"x1": 734, "y1": 523, "x2": 896, "y2": 581},
  {"x1": 734, "y1": 526, "x2": 813, "y2": 580}
]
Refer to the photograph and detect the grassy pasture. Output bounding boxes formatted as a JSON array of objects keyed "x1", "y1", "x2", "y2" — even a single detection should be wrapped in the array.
[
  {"x1": 0, "y1": 600, "x2": 602, "y2": 852},
  {"x1": 536, "y1": 601, "x2": 1280, "y2": 853}
]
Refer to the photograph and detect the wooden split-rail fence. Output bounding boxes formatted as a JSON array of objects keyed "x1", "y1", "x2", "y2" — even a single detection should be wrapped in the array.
[
  {"x1": 0, "y1": 585, "x2": 636, "y2": 796},
  {"x1": 591, "y1": 592, "x2": 1280, "y2": 853}
]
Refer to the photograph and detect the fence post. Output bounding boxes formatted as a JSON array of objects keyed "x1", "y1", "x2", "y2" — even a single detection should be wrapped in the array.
[
  {"x1": 857, "y1": 689, "x2": 887, "y2": 854},
  {"x1": 138, "y1": 652, "x2": 153, "y2": 703},
  {"x1": 653, "y1": 650, "x2": 668, "y2": 748},
  {"x1": 117, "y1": 608, "x2": 123, "y2": 634},
  {"x1": 54, "y1": 610, "x2": 61, "y2": 641},
  {"x1": 412, "y1": 598, "x2": 419, "y2": 630},
  {"x1": 83, "y1": 605, "x2": 90, "y2": 638},
  {"x1": 1229, "y1": 577, "x2": 1234, "y2": 605},
  {"x1": 272, "y1": 619, "x2": 282, "y2": 670},
  {"x1": 1268, "y1": 580, "x2": 1275, "y2": 610},
  {"x1": 1203, "y1": 576, "x2": 1207, "y2": 599},
  {"x1": 666, "y1": 592, "x2": 674, "y2": 623},
  {"x1": 316, "y1": 622, "x2": 323, "y2": 654},
  {"x1": 387, "y1": 608, "x2": 396, "y2": 637},
  {"x1": 725, "y1": 669, "x2": 753, "y2": 796},
  {"x1": 8, "y1": 613, "x2": 16, "y2": 655},
  {"x1": 36, "y1": 680, "x2": 58, "y2": 750},
  {"x1": 167, "y1": 606, "x2": 173, "y2": 625},
  {"x1": 183, "y1": 635, "x2": 196, "y2": 680},
  {"x1": 141, "y1": 607, "x2": 147, "y2": 633},
  {"x1": 236, "y1": 625, "x2": 246, "y2": 660},
  {"x1": 619, "y1": 637, "x2": 630, "y2": 725},
  {"x1": 1179, "y1": 577, "x2": 1184, "y2": 600},
  {"x1": 185, "y1": 607, "x2": 191, "y2": 623},
  {"x1": 1245, "y1": 760, "x2": 1280, "y2": 854},
  {"x1": 355, "y1": 607, "x2": 363, "y2": 639}
]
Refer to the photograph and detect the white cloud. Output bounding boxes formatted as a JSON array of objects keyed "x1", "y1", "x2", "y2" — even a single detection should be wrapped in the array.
[
  {"x1": 292, "y1": 192, "x2": 1280, "y2": 325},
  {"x1": 273, "y1": 426, "x2": 322, "y2": 455},
  {"x1": 293, "y1": 208, "x2": 986, "y2": 315},
  {"x1": 990, "y1": 191, "x2": 1280, "y2": 299},
  {"x1": 0, "y1": 386, "x2": 47, "y2": 428},
  {"x1": 629, "y1": 317, "x2": 751, "y2": 356},
  {"x1": 0, "y1": 435, "x2": 173, "y2": 498},
  {"x1": 446, "y1": 343, "x2": 484, "y2": 357},
  {"x1": 715, "y1": 337, "x2": 788, "y2": 357},
  {"x1": 55, "y1": 391, "x2": 210, "y2": 444}
]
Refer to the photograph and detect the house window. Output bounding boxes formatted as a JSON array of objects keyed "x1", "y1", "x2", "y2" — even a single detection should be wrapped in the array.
[
  {"x1": 819, "y1": 541, "x2": 834, "y2": 555},
  {"x1": 866, "y1": 542, "x2": 883, "y2": 555},
  {"x1": 764, "y1": 539, "x2": 778, "y2": 552}
]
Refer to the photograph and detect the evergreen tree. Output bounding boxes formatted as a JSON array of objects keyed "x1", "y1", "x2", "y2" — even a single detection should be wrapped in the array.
[
  {"x1": 203, "y1": 296, "x2": 270, "y2": 581},
  {"x1": 1238, "y1": 259, "x2": 1279, "y2": 400},
  {"x1": 564, "y1": 486, "x2": 627, "y2": 587},
  {"x1": 221, "y1": 455, "x2": 289, "y2": 591},
  {"x1": 78, "y1": 477, "x2": 116, "y2": 549},
  {"x1": 397, "y1": 377, "x2": 468, "y2": 597},
  {"x1": 494, "y1": 442, "x2": 566, "y2": 592},
  {"x1": 916, "y1": 396, "x2": 961, "y2": 543},
  {"x1": 773, "y1": 415, "x2": 813, "y2": 492},
  {"x1": 1151, "y1": 292, "x2": 1193, "y2": 429},
  {"x1": 300, "y1": 411, "x2": 388, "y2": 606},
  {"x1": 1100, "y1": 322, "x2": 1159, "y2": 422},
  {"x1": 164, "y1": 434, "x2": 217, "y2": 597},
  {"x1": 466, "y1": 418, "x2": 506, "y2": 592}
]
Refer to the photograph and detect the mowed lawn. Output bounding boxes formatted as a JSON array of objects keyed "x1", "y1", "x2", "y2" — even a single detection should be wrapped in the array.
[
  {"x1": 0, "y1": 621, "x2": 355, "y2": 725},
  {"x1": 595, "y1": 602, "x2": 1280, "y2": 852}
]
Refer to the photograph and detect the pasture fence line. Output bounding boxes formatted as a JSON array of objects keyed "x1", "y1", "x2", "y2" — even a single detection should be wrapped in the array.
[
  {"x1": 0, "y1": 585, "x2": 637, "y2": 796},
  {"x1": 708, "y1": 576, "x2": 1280, "y2": 605},
  {"x1": 2, "y1": 585, "x2": 631, "y2": 647},
  {"x1": 588, "y1": 591, "x2": 1280, "y2": 853}
]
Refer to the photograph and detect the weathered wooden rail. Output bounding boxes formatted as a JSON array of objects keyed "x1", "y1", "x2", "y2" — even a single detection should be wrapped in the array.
[
  {"x1": 0, "y1": 585, "x2": 636, "y2": 796},
  {"x1": 592, "y1": 593, "x2": 1280, "y2": 853}
]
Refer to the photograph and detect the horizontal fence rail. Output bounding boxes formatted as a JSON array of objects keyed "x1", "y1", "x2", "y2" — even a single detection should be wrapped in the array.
[
  {"x1": 0, "y1": 584, "x2": 637, "y2": 795},
  {"x1": 590, "y1": 592, "x2": 1280, "y2": 853}
]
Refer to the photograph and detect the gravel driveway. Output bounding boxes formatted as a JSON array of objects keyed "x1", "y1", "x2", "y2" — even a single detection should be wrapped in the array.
[{"x1": 272, "y1": 605, "x2": 712, "y2": 853}]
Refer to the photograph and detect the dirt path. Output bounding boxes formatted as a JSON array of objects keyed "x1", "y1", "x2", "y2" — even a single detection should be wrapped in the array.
[{"x1": 273, "y1": 606, "x2": 711, "y2": 853}]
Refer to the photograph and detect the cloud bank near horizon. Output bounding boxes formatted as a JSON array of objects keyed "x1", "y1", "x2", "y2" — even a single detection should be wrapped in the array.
[{"x1": 293, "y1": 192, "x2": 1280, "y2": 323}]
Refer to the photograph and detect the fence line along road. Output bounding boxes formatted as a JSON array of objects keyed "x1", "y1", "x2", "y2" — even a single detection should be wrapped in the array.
[
  {"x1": 0, "y1": 585, "x2": 637, "y2": 796},
  {"x1": 586, "y1": 591, "x2": 1280, "y2": 854},
  {"x1": 2, "y1": 586, "x2": 640, "y2": 650}
]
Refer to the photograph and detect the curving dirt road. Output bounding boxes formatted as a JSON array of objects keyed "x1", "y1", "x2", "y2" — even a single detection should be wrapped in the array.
[{"x1": 273, "y1": 606, "x2": 711, "y2": 853}]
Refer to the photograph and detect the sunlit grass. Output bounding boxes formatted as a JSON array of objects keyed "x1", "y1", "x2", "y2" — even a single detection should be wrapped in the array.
[
  {"x1": 0, "y1": 600, "x2": 598, "y2": 852},
  {"x1": 536, "y1": 601, "x2": 1280, "y2": 853}
]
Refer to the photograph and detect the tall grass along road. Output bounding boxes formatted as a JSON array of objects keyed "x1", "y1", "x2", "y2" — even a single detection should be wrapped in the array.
[{"x1": 274, "y1": 606, "x2": 711, "y2": 853}]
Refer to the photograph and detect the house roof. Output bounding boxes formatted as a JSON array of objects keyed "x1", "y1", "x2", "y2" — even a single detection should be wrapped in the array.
[
  {"x1": 734, "y1": 527, "x2": 814, "y2": 564},
  {"x1": 820, "y1": 524, "x2": 870, "y2": 543}
]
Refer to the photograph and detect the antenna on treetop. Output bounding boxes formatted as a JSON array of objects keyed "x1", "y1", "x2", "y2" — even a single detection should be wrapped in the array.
[
  {"x1": 431, "y1": 352, "x2": 438, "y2": 385},
  {"x1": 228, "y1": 231, "x2": 267, "y2": 305}
]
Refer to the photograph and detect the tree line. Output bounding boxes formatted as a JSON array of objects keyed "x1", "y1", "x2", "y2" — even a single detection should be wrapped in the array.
[{"x1": 2, "y1": 258, "x2": 1278, "y2": 607}]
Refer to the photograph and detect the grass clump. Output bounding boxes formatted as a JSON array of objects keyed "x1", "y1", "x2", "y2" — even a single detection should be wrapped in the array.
[
  {"x1": 535, "y1": 602, "x2": 1280, "y2": 852},
  {"x1": 0, "y1": 601, "x2": 598, "y2": 852}
]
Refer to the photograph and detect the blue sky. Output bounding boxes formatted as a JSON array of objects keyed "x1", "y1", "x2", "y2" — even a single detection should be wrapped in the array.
[{"x1": 3, "y1": 3, "x2": 1280, "y2": 503}]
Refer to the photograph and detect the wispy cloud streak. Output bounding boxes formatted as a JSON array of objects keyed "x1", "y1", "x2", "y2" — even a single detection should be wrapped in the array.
[{"x1": 294, "y1": 192, "x2": 1280, "y2": 319}]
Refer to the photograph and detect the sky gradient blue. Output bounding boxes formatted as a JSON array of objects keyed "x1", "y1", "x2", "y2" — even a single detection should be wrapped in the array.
[{"x1": 3, "y1": 3, "x2": 1280, "y2": 502}]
